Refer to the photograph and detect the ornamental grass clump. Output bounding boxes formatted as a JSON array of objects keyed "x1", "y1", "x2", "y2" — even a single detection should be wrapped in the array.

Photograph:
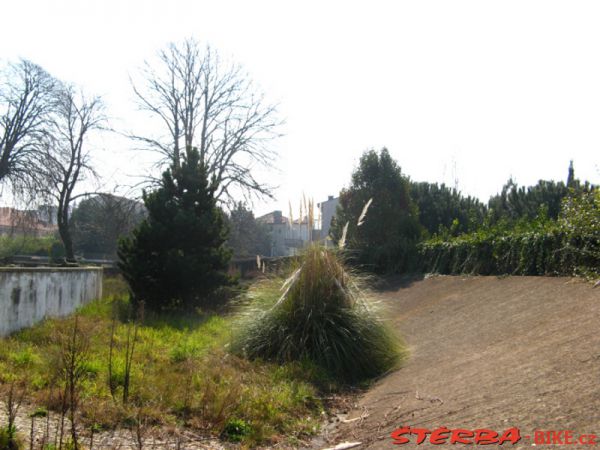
[{"x1": 233, "y1": 244, "x2": 403, "y2": 383}]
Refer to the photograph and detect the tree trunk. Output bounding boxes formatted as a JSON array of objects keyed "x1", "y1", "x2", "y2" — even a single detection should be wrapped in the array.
[{"x1": 57, "y1": 205, "x2": 75, "y2": 262}]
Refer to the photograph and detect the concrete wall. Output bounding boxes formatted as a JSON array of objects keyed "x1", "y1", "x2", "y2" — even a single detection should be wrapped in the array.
[{"x1": 0, "y1": 267, "x2": 103, "y2": 336}]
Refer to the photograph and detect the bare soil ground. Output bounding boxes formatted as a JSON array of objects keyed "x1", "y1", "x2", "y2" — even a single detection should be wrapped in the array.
[{"x1": 320, "y1": 275, "x2": 600, "y2": 450}]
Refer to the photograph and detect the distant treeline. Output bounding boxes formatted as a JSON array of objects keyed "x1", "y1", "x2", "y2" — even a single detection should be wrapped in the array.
[
  {"x1": 417, "y1": 165, "x2": 598, "y2": 277},
  {"x1": 419, "y1": 193, "x2": 599, "y2": 277},
  {"x1": 332, "y1": 150, "x2": 598, "y2": 277}
]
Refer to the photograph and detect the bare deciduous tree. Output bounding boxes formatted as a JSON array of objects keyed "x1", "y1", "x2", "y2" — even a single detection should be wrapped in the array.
[
  {"x1": 131, "y1": 38, "x2": 281, "y2": 203},
  {"x1": 39, "y1": 85, "x2": 105, "y2": 261},
  {"x1": 0, "y1": 59, "x2": 56, "y2": 198}
]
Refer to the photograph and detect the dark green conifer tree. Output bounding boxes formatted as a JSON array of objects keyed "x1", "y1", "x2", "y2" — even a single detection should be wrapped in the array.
[{"x1": 118, "y1": 147, "x2": 231, "y2": 311}]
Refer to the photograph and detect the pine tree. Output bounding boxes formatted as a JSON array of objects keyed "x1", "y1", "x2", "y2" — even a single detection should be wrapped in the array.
[{"x1": 118, "y1": 147, "x2": 231, "y2": 311}]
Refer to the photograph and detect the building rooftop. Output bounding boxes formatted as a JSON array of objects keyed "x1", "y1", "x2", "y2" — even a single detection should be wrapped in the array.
[
  {"x1": 256, "y1": 210, "x2": 288, "y2": 225},
  {"x1": 257, "y1": 210, "x2": 315, "y2": 225}
]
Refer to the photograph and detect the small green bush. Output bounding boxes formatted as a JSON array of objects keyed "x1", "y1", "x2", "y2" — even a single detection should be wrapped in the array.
[
  {"x1": 221, "y1": 418, "x2": 253, "y2": 442},
  {"x1": 232, "y1": 245, "x2": 403, "y2": 383},
  {"x1": 102, "y1": 276, "x2": 129, "y2": 299}
]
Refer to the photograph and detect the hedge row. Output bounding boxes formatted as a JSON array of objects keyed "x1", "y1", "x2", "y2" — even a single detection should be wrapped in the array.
[{"x1": 419, "y1": 228, "x2": 599, "y2": 276}]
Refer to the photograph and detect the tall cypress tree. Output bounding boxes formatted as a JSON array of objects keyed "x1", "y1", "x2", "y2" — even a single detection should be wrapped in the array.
[
  {"x1": 118, "y1": 147, "x2": 231, "y2": 311},
  {"x1": 567, "y1": 160, "x2": 576, "y2": 188}
]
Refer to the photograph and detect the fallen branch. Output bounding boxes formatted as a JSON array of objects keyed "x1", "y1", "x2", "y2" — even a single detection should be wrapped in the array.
[{"x1": 322, "y1": 442, "x2": 362, "y2": 450}]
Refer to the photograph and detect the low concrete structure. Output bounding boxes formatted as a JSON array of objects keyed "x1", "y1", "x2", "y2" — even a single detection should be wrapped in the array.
[{"x1": 0, "y1": 267, "x2": 103, "y2": 336}]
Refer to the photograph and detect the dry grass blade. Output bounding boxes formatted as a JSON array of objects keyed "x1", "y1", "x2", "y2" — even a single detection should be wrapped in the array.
[
  {"x1": 303, "y1": 192, "x2": 308, "y2": 218},
  {"x1": 317, "y1": 202, "x2": 322, "y2": 232},
  {"x1": 308, "y1": 198, "x2": 315, "y2": 242},
  {"x1": 357, "y1": 198, "x2": 373, "y2": 227},
  {"x1": 339, "y1": 222, "x2": 349, "y2": 249},
  {"x1": 273, "y1": 266, "x2": 302, "y2": 309}
]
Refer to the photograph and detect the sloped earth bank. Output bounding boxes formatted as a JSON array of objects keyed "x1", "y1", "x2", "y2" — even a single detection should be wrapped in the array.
[{"x1": 316, "y1": 276, "x2": 600, "y2": 450}]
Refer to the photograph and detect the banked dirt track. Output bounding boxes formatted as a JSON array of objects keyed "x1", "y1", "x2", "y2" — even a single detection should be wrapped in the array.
[{"x1": 322, "y1": 276, "x2": 600, "y2": 450}]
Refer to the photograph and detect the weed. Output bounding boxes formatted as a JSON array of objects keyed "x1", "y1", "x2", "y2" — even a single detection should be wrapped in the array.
[
  {"x1": 1, "y1": 379, "x2": 26, "y2": 450},
  {"x1": 8, "y1": 348, "x2": 39, "y2": 368},
  {"x1": 0, "y1": 425, "x2": 23, "y2": 450},
  {"x1": 221, "y1": 418, "x2": 252, "y2": 442},
  {"x1": 51, "y1": 315, "x2": 94, "y2": 449}
]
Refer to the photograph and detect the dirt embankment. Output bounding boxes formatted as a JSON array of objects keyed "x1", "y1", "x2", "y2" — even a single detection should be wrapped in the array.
[{"x1": 322, "y1": 276, "x2": 600, "y2": 450}]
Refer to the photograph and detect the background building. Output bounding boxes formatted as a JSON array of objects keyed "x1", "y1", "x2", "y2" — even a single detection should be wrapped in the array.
[
  {"x1": 257, "y1": 195, "x2": 339, "y2": 256},
  {"x1": 0, "y1": 206, "x2": 58, "y2": 237},
  {"x1": 318, "y1": 195, "x2": 339, "y2": 240}
]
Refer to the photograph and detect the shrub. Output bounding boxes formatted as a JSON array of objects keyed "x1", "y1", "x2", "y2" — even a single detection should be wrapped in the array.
[
  {"x1": 102, "y1": 276, "x2": 129, "y2": 300},
  {"x1": 221, "y1": 418, "x2": 253, "y2": 442},
  {"x1": 49, "y1": 241, "x2": 66, "y2": 263},
  {"x1": 232, "y1": 245, "x2": 403, "y2": 383}
]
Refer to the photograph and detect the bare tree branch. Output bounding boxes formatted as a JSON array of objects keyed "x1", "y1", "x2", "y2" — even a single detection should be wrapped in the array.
[
  {"x1": 130, "y1": 37, "x2": 282, "y2": 204},
  {"x1": 0, "y1": 59, "x2": 56, "y2": 201}
]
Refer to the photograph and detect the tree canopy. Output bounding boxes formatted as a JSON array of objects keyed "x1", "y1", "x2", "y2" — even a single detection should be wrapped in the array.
[
  {"x1": 70, "y1": 194, "x2": 145, "y2": 259},
  {"x1": 131, "y1": 37, "x2": 281, "y2": 203},
  {"x1": 409, "y1": 181, "x2": 486, "y2": 236},
  {"x1": 331, "y1": 148, "x2": 422, "y2": 272}
]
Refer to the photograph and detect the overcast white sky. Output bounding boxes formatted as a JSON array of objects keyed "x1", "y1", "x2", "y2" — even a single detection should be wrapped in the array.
[{"x1": 1, "y1": 0, "x2": 599, "y2": 216}]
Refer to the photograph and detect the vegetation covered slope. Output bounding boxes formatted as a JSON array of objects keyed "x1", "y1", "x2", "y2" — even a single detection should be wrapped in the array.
[{"x1": 0, "y1": 277, "x2": 322, "y2": 448}]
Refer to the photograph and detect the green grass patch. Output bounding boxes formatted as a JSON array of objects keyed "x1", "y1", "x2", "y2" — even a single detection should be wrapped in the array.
[
  {"x1": 0, "y1": 277, "x2": 323, "y2": 446},
  {"x1": 0, "y1": 234, "x2": 61, "y2": 259}
]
